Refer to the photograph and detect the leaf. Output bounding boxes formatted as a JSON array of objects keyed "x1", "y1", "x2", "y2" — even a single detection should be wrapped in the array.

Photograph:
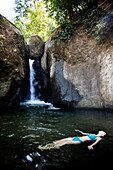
[{"x1": 14, "y1": 1, "x2": 58, "y2": 42}]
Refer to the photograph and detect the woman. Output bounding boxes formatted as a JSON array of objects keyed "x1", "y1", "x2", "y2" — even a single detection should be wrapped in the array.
[{"x1": 38, "y1": 129, "x2": 106, "y2": 150}]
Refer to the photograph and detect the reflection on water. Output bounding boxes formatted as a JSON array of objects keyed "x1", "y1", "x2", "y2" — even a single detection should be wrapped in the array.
[{"x1": 0, "y1": 106, "x2": 113, "y2": 169}]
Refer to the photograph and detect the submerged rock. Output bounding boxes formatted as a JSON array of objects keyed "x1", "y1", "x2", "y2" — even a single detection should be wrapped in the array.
[{"x1": 0, "y1": 15, "x2": 26, "y2": 107}]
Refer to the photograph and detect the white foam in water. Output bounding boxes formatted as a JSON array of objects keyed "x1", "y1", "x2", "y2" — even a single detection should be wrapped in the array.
[
  {"x1": 20, "y1": 100, "x2": 52, "y2": 106},
  {"x1": 20, "y1": 100, "x2": 61, "y2": 110},
  {"x1": 48, "y1": 105, "x2": 61, "y2": 111}
]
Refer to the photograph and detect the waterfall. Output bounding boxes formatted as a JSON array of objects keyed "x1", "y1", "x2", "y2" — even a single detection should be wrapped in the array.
[
  {"x1": 29, "y1": 59, "x2": 36, "y2": 101},
  {"x1": 20, "y1": 58, "x2": 59, "y2": 109},
  {"x1": 23, "y1": 59, "x2": 51, "y2": 106},
  {"x1": 27, "y1": 59, "x2": 41, "y2": 103},
  {"x1": 25, "y1": 59, "x2": 41, "y2": 104}
]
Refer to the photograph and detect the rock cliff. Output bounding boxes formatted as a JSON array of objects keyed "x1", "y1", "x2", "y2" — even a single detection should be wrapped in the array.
[
  {"x1": 0, "y1": 15, "x2": 26, "y2": 107},
  {"x1": 1, "y1": 14, "x2": 113, "y2": 109},
  {"x1": 42, "y1": 29, "x2": 113, "y2": 109}
]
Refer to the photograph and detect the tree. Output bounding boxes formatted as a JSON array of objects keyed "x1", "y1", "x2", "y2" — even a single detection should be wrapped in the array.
[
  {"x1": 43, "y1": 0, "x2": 99, "y2": 24},
  {"x1": 14, "y1": 0, "x2": 57, "y2": 42},
  {"x1": 14, "y1": 0, "x2": 109, "y2": 42}
]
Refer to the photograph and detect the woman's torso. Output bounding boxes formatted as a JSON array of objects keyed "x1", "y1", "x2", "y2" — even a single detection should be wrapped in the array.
[{"x1": 78, "y1": 134, "x2": 99, "y2": 142}]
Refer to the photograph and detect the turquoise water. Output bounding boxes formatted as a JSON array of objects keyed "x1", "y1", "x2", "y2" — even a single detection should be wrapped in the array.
[{"x1": 0, "y1": 105, "x2": 113, "y2": 169}]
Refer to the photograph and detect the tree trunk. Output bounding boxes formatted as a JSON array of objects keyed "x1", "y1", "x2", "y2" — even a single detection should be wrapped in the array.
[{"x1": 68, "y1": 5, "x2": 75, "y2": 23}]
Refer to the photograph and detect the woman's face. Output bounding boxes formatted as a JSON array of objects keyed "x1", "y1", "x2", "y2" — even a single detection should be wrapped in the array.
[{"x1": 98, "y1": 131, "x2": 106, "y2": 137}]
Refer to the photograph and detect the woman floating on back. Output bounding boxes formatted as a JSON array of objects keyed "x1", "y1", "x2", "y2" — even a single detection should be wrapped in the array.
[{"x1": 38, "y1": 129, "x2": 106, "y2": 150}]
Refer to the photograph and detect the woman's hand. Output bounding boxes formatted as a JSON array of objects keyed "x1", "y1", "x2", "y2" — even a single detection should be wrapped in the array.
[
  {"x1": 88, "y1": 146, "x2": 93, "y2": 150},
  {"x1": 75, "y1": 129, "x2": 88, "y2": 135},
  {"x1": 88, "y1": 137, "x2": 102, "y2": 150},
  {"x1": 75, "y1": 129, "x2": 79, "y2": 132}
]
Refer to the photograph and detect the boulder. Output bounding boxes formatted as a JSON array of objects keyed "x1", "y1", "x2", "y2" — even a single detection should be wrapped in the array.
[
  {"x1": 29, "y1": 35, "x2": 44, "y2": 59},
  {"x1": 0, "y1": 15, "x2": 26, "y2": 107},
  {"x1": 40, "y1": 37, "x2": 52, "y2": 102},
  {"x1": 42, "y1": 28, "x2": 113, "y2": 109}
]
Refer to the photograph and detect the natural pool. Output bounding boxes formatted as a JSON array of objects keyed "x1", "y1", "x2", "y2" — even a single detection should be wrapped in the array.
[{"x1": 0, "y1": 105, "x2": 113, "y2": 169}]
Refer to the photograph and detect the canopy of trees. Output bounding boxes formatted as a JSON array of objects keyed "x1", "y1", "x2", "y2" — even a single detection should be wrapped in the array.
[
  {"x1": 14, "y1": 0, "x2": 113, "y2": 42},
  {"x1": 43, "y1": 0, "x2": 100, "y2": 24},
  {"x1": 14, "y1": 1, "x2": 57, "y2": 42}
]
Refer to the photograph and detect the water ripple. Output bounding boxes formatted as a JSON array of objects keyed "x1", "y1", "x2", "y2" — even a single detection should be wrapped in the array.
[{"x1": 23, "y1": 134, "x2": 40, "y2": 139}]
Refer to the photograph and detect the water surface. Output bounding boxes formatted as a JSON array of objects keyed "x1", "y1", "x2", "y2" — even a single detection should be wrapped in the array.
[{"x1": 0, "y1": 105, "x2": 113, "y2": 169}]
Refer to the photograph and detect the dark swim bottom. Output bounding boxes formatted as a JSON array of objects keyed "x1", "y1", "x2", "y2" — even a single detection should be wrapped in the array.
[{"x1": 73, "y1": 136, "x2": 83, "y2": 143}]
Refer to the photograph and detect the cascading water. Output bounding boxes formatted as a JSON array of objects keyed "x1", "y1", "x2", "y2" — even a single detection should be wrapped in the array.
[
  {"x1": 29, "y1": 59, "x2": 36, "y2": 101},
  {"x1": 23, "y1": 59, "x2": 51, "y2": 106},
  {"x1": 21, "y1": 59, "x2": 60, "y2": 109},
  {"x1": 26, "y1": 59, "x2": 41, "y2": 104}
]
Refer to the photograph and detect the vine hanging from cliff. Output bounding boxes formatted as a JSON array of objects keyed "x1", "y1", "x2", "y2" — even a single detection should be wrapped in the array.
[{"x1": 54, "y1": 4, "x2": 113, "y2": 44}]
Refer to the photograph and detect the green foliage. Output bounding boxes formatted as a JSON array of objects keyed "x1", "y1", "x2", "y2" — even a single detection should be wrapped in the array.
[
  {"x1": 43, "y1": 0, "x2": 107, "y2": 43},
  {"x1": 55, "y1": 5, "x2": 106, "y2": 43},
  {"x1": 14, "y1": 0, "x2": 109, "y2": 44},
  {"x1": 14, "y1": 1, "x2": 57, "y2": 42},
  {"x1": 55, "y1": 21, "x2": 79, "y2": 40},
  {"x1": 80, "y1": 6, "x2": 106, "y2": 44},
  {"x1": 44, "y1": 0, "x2": 99, "y2": 25},
  {"x1": 14, "y1": 0, "x2": 32, "y2": 18}
]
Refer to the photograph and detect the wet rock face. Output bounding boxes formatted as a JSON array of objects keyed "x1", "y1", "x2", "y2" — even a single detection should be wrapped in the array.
[
  {"x1": 29, "y1": 35, "x2": 44, "y2": 59},
  {"x1": 42, "y1": 29, "x2": 113, "y2": 109},
  {"x1": 0, "y1": 15, "x2": 26, "y2": 106}
]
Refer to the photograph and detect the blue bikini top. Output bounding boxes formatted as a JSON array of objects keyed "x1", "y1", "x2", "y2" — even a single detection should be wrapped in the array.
[{"x1": 87, "y1": 134, "x2": 98, "y2": 141}]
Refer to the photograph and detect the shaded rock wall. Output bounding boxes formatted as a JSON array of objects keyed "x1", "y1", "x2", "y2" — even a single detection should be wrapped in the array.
[
  {"x1": 40, "y1": 37, "x2": 52, "y2": 103},
  {"x1": 41, "y1": 29, "x2": 113, "y2": 109},
  {"x1": 0, "y1": 15, "x2": 27, "y2": 106}
]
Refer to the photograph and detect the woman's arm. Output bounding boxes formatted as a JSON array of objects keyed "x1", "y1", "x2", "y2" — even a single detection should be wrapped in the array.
[
  {"x1": 75, "y1": 129, "x2": 89, "y2": 135},
  {"x1": 88, "y1": 137, "x2": 102, "y2": 150}
]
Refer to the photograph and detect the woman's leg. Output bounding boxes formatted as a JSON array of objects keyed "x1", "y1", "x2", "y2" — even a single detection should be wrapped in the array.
[
  {"x1": 38, "y1": 137, "x2": 80, "y2": 150},
  {"x1": 54, "y1": 137, "x2": 80, "y2": 147}
]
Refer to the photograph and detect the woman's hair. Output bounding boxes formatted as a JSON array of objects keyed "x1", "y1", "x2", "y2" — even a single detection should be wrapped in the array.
[{"x1": 98, "y1": 130, "x2": 106, "y2": 137}]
